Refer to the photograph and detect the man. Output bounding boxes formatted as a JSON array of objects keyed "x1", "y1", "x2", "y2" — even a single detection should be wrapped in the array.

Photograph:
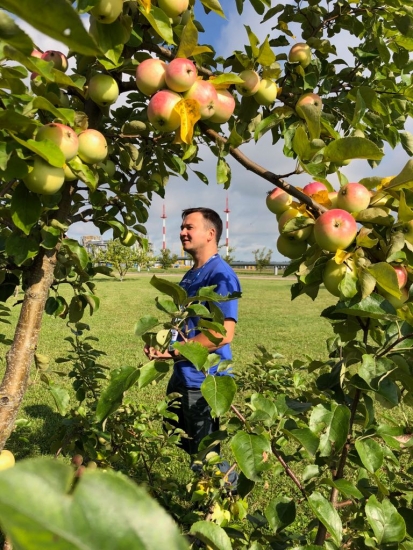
[{"x1": 144, "y1": 207, "x2": 241, "y2": 461}]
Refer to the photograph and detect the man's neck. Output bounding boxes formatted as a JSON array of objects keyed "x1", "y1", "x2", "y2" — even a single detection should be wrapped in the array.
[{"x1": 191, "y1": 249, "x2": 218, "y2": 269}]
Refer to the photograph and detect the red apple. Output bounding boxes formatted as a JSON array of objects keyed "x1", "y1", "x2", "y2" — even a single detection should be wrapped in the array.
[
  {"x1": 23, "y1": 156, "x2": 65, "y2": 195},
  {"x1": 254, "y1": 78, "x2": 277, "y2": 106},
  {"x1": 393, "y1": 265, "x2": 408, "y2": 289},
  {"x1": 35, "y1": 123, "x2": 79, "y2": 161},
  {"x1": 336, "y1": 182, "x2": 371, "y2": 214},
  {"x1": 136, "y1": 58, "x2": 167, "y2": 96},
  {"x1": 278, "y1": 207, "x2": 312, "y2": 241},
  {"x1": 158, "y1": 0, "x2": 189, "y2": 18},
  {"x1": 209, "y1": 89, "x2": 235, "y2": 123},
  {"x1": 303, "y1": 181, "x2": 327, "y2": 196},
  {"x1": 235, "y1": 70, "x2": 260, "y2": 97},
  {"x1": 90, "y1": 0, "x2": 123, "y2": 24},
  {"x1": 323, "y1": 258, "x2": 356, "y2": 297},
  {"x1": 88, "y1": 73, "x2": 119, "y2": 107},
  {"x1": 266, "y1": 187, "x2": 293, "y2": 216},
  {"x1": 147, "y1": 89, "x2": 182, "y2": 132},
  {"x1": 313, "y1": 209, "x2": 358, "y2": 252},
  {"x1": 277, "y1": 234, "x2": 307, "y2": 259},
  {"x1": 164, "y1": 58, "x2": 197, "y2": 93},
  {"x1": 296, "y1": 92, "x2": 322, "y2": 119},
  {"x1": 184, "y1": 80, "x2": 218, "y2": 120},
  {"x1": 41, "y1": 50, "x2": 68, "y2": 72},
  {"x1": 288, "y1": 43, "x2": 312, "y2": 67},
  {"x1": 77, "y1": 129, "x2": 108, "y2": 164}
]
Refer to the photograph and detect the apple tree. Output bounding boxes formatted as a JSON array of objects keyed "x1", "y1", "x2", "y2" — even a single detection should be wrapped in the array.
[{"x1": 1, "y1": 0, "x2": 413, "y2": 547}]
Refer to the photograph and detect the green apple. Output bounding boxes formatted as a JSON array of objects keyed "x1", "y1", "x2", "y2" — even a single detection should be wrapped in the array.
[
  {"x1": 254, "y1": 78, "x2": 278, "y2": 106},
  {"x1": 23, "y1": 157, "x2": 65, "y2": 195},
  {"x1": 322, "y1": 257, "x2": 355, "y2": 297},
  {"x1": 288, "y1": 43, "x2": 312, "y2": 67},
  {"x1": 88, "y1": 74, "x2": 119, "y2": 107},
  {"x1": 90, "y1": 0, "x2": 123, "y2": 24},
  {"x1": 0, "y1": 449, "x2": 15, "y2": 471},
  {"x1": 78, "y1": 129, "x2": 108, "y2": 164},
  {"x1": 235, "y1": 70, "x2": 260, "y2": 97},
  {"x1": 121, "y1": 231, "x2": 137, "y2": 247}
]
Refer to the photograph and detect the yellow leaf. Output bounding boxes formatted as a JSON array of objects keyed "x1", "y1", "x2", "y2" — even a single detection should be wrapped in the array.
[
  {"x1": 175, "y1": 98, "x2": 201, "y2": 144},
  {"x1": 334, "y1": 250, "x2": 352, "y2": 264},
  {"x1": 312, "y1": 190, "x2": 331, "y2": 208},
  {"x1": 137, "y1": 0, "x2": 151, "y2": 12},
  {"x1": 380, "y1": 176, "x2": 395, "y2": 189}
]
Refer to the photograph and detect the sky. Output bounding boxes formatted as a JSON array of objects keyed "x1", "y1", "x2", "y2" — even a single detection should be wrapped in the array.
[{"x1": 15, "y1": 2, "x2": 413, "y2": 260}]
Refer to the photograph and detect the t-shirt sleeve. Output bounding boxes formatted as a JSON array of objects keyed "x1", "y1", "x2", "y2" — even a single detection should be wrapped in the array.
[{"x1": 211, "y1": 270, "x2": 241, "y2": 322}]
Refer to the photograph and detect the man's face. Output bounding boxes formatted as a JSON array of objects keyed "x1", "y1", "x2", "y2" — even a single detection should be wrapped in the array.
[{"x1": 180, "y1": 212, "x2": 215, "y2": 254}]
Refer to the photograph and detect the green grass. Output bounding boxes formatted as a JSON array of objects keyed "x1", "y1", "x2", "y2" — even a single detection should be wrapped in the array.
[{"x1": 0, "y1": 275, "x2": 336, "y2": 459}]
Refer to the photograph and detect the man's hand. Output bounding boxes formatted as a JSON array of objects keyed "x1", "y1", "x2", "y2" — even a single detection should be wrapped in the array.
[{"x1": 143, "y1": 345, "x2": 173, "y2": 361}]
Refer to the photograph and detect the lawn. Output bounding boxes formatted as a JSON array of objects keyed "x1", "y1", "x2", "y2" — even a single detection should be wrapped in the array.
[{"x1": 0, "y1": 273, "x2": 336, "y2": 459}]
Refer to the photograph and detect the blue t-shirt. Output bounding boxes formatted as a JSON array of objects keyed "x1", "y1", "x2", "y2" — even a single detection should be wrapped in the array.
[{"x1": 173, "y1": 254, "x2": 241, "y2": 388}]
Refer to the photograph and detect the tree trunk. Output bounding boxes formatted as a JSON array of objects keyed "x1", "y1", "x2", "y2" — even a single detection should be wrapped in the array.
[{"x1": 0, "y1": 186, "x2": 73, "y2": 450}]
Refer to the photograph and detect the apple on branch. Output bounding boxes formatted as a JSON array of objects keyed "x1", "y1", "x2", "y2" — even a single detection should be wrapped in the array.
[
  {"x1": 136, "y1": 58, "x2": 167, "y2": 96},
  {"x1": 184, "y1": 80, "x2": 218, "y2": 120},
  {"x1": 164, "y1": 58, "x2": 197, "y2": 93},
  {"x1": 254, "y1": 78, "x2": 278, "y2": 106},
  {"x1": 313, "y1": 208, "x2": 358, "y2": 252},
  {"x1": 278, "y1": 207, "x2": 312, "y2": 241},
  {"x1": 337, "y1": 182, "x2": 371, "y2": 214},
  {"x1": 277, "y1": 234, "x2": 307, "y2": 259},
  {"x1": 322, "y1": 257, "x2": 356, "y2": 297},
  {"x1": 35, "y1": 123, "x2": 79, "y2": 162},
  {"x1": 209, "y1": 89, "x2": 235, "y2": 124},
  {"x1": 77, "y1": 129, "x2": 108, "y2": 164},
  {"x1": 235, "y1": 69, "x2": 260, "y2": 97},
  {"x1": 295, "y1": 92, "x2": 323, "y2": 119},
  {"x1": 303, "y1": 181, "x2": 327, "y2": 196},
  {"x1": 88, "y1": 73, "x2": 119, "y2": 107},
  {"x1": 266, "y1": 187, "x2": 293, "y2": 216},
  {"x1": 90, "y1": 0, "x2": 123, "y2": 24},
  {"x1": 23, "y1": 156, "x2": 65, "y2": 195},
  {"x1": 147, "y1": 89, "x2": 182, "y2": 133},
  {"x1": 41, "y1": 50, "x2": 68, "y2": 72},
  {"x1": 158, "y1": 0, "x2": 189, "y2": 18},
  {"x1": 288, "y1": 43, "x2": 312, "y2": 68}
]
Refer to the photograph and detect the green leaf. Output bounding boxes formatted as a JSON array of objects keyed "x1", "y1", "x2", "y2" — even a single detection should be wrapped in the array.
[
  {"x1": 256, "y1": 36, "x2": 276, "y2": 66},
  {"x1": 176, "y1": 17, "x2": 198, "y2": 59},
  {"x1": 134, "y1": 315, "x2": 159, "y2": 337},
  {"x1": 307, "y1": 492, "x2": 342, "y2": 547},
  {"x1": 298, "y1": 104, "x2": 321, "y2": 141},
  {"x1": 201, "y1": 375, "x2": 236, "y2": 417},
  {"x1": 0, "y1": 9, "x2": 33, "y2": 54},
  {"x1": 10, "y1": 183, "x2": 42, "y2": 235},
  {"x1": 61, "y1": 238, "x2": 89, "y2": 270},
  {"x1": 189, "y1": 521, "x2": 231, "y2": 550},
  {"x1": 173, "y1": 341, "x2": 209, "y2": 370},
  {"x1": 140, "y1": 6, "x2": 175, "y2": 45},
  {"x1": 89, "y1": 17, "x2": 130, "y2": 67},
  {"x1": 319, "y1": 404, "x2": 350, "y2": 457},
  {"x1": 367, "y1": 262, "x2": 400, "y2": 298},
  {"x1": 398, "y1": 190, "x2": 413, "y2": 223},
  {"x1": 137, "y1": 360, "x2": 170, "y2": 389},
  {"x1": 0, "y1": 0, "x2": 100, "y2": 56},
  {"x1": 199, "y1": 0, "x2": 225, "y2": 18},
  {"x1": 48, "y1": 385, "x2": 70, "y2": 416},
  {"x1": 32, "y1": 97, "x2": 75, "y2": 125},
  {"x1": 230, "y1": 431, "x2": 272, "y2": 482},
  {"x1": 5, "y1": 234, "x2": 39, "y2": 265},
  {"x1": 334, "y1": 293, "x2": 398, "y2": 320},
  {"x1": 356, "y1": 207, "x2": 394, "y2": 226},
  {"x1": 265, "y1": 496, "x2": 296, "y2": 533},
  {"x1": 288, "y1": 428, "x2": 319, "y2": 456},
  {"x1": 95, "y1": 365, "x2": 140, "y2": 423},
  {"x1": 355, "y1": 438, "x2": 384, "y2": 473},
  {"x1": 384, "y1": 159, "x2": 413, "y2": 191},
  {"x1": 326, "y1": 478, "x2": 363, "y2": 500},
  {"x1": 0, "y1": 458, "x2": 190, "y2": 550},
  {"x1": 150, "y1": 275, "x2": 187, "y2": 305},
  {"x1": 365, "y1": 495, "x2": 406, "y2": 544},
  {"x1": 9, "y1": 134, "x2": 65, "y2": 168},
  {"x1": 323, "y1": 137, "x2": 383, "y2": 162}
]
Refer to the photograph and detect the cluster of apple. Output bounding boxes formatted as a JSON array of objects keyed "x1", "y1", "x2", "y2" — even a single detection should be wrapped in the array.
[
  {"x1": 23, "y1": 123, "x2": 108, "y2": 195},
  {"x1": 135, "y1": 56, "x2": 279, "y2": 133},
  {"x1": 267, "y1": 181, "x2": 372, "y2": 261},
  {"x1": 269, "y1": 181, "x2": 412, "y2": 306}
]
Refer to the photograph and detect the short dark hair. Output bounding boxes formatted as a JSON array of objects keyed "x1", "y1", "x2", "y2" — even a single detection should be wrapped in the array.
[{"x1": 182, "y1": 207, "x2": 223, "y2": 243}]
